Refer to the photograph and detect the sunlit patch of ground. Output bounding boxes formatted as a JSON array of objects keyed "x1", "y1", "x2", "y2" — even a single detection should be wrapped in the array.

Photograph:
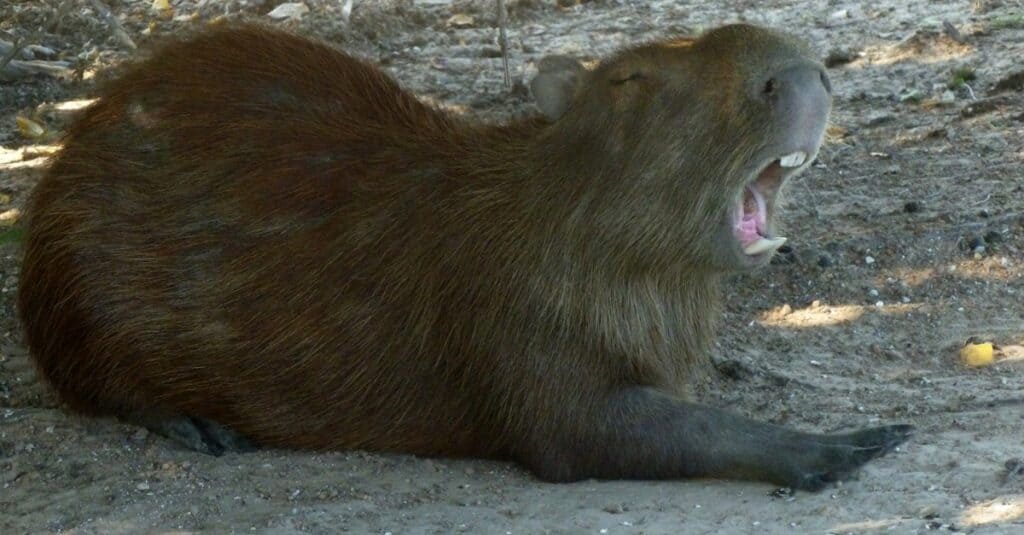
[
  {"x1": 959, "y1": 494, "x2": 1024, "y2": 527},
  {"x1": 758, "y1": 301, "x2": 922, "y2": 328}
]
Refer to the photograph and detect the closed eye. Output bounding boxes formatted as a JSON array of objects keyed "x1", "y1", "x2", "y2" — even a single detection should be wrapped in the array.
[{"x1": 611, "y1": 72, "x2": 646, "y2": 85}]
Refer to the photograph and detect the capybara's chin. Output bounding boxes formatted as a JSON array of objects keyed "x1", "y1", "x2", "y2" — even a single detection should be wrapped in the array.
[{"x1": 18, "y1": 23, "x2": 912, "y2": 490}]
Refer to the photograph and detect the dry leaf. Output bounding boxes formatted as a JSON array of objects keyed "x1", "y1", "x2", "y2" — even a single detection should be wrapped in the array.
[
  {"x1": 0, "y1": 209, "x2": 20, "y2": 226},
  {"x1": 16, "y1": 117, "x2": 46, "y2": 139},
  {"x1": 446, "y1": 14, "x2": 475, "y2": 28},
  {"x1": 998, "y1": 345, "x2": 1024, "y2": 361},
  {"x1": 826, "y1": 124, "x2": 848, "y2": 139},
  {"x1": 267, "y1": 2, "x2": 309, "y2": 20}
]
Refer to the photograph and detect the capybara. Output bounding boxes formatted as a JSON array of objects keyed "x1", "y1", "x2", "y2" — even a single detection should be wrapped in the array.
[{"x1": 18, "y1": 23, "x2": 912, "y2": 490}]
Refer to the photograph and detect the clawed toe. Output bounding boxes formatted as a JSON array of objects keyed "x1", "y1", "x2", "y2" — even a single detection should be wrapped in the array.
[
  {"x1": 125, "y1": 413, "x2": 256, "y2": 455},
  {"x1": 790, "y1": 424, "x2": 914, "y2": 491},
  {"x1": 852, "y1": 424, "x2": 914, "y2": 458}
]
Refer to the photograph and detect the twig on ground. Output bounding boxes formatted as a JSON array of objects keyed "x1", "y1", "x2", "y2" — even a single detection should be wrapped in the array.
[
  {"x1": 942, "y1": 20, "x2": 966, "y2": 44},
  {"x1": 1, "y1": 40, "x2": 54, "y2": 60},
  {"x1": 963, "y1": 82, "x2": 977, "y2": 100},
  {"x1": 497, "y1": 0, "x2": 511, "y2": 88},
  {"x1": 88, "y1": 0, "x2": 137, "y2": 50},
  {"x1": 0, "y1": 59, "x2": 74, "y2": 82},
  {"x1": 0, "y1": 36, "x2": 26, "y2": 72},
  {"x1": 712, "y1": 357, "x2": 820, "y2": 390}
]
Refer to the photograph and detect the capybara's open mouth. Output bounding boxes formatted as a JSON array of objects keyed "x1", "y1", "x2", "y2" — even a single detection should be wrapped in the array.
[{"x1": 732, "y1": 150, "x2": 807, "y2": 257}]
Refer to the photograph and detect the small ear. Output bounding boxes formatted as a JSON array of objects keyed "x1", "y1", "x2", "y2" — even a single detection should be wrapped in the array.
[{"x1": 530, "y1": 55, "x2": 585, "y2": 120}]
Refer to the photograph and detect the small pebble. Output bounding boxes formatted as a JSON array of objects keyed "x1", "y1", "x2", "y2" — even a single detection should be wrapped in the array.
[
  {"x1": 136, "y1": 482, "x2": 150, "y2": 491},
  {"x1": 1004, "y1": 458, "x2": 1024, "y2": 483},
  {"x1": 865, "y1": 255, "x2": 875, "y2": 264},
  {"x1": 771, "y1": 244, "x2": 797, "y2": 265},
  {"x1": 825, "y1": 48, "x2": 856, "y2": 68},
  {"x1": 899, "y1": 89, "x2": 923, "y2": 103},
  {"x1": 863, "y1": 112, "x2": 894, "y2": 126},
  {"x1": 881, "y1": 348, "x2": 905, "y2": 361},
  {"x1": 603, "y1": 504, "x2": 625, "y2": 514}
]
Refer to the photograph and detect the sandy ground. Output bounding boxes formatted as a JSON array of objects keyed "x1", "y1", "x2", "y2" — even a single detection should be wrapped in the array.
[{"x1": 2, "y1": 0, "x2": 1023, "y2": 533}]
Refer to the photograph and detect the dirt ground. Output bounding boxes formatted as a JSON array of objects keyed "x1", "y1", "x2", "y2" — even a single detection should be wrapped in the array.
[{"x1": 1, "y1": 0, "x2": 1023, "y2": 533}]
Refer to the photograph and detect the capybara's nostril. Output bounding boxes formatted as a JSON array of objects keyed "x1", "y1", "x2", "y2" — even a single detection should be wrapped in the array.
[
  {"x1": 820, "y1": 70, "x2": 832, "y2": 94},
  {"x1": 763, "y1": 77, "x2": 777, "y2": 96}
]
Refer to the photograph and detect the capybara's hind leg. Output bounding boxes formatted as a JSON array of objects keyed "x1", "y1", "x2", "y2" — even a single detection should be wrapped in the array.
[{"x1": 124, "y1": 412, "x2": 257, "y2": 456}]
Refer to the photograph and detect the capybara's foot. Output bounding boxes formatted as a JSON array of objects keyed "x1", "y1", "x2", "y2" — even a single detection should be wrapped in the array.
[
  {"x1": 128, "y1": 413, "x2": 256, "y2": 456},
  {"x1": 788, "y1": 424, "x2": 914, "y2": 491}
]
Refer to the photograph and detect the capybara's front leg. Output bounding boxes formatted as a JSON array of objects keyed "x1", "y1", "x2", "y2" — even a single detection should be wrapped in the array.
[{"x1": 521, "y1": 388, "x2": 913, "y2": 491}]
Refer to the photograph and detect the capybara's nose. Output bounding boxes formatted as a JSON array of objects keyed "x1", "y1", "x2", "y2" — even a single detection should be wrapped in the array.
[
  {"x1": 762, "y1": 64, "x2": 831, "y2": 146},
  {"x1": 762, "y1": 64, "x2": 831, "y2": 101}
]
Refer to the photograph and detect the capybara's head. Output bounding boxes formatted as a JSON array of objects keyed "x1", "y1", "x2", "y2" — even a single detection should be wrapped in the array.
[{"x1": 532, "y1": 24, "x2": 831, "y2": 273}]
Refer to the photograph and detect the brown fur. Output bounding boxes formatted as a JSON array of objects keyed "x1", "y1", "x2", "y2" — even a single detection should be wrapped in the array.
[{"x1": 18, "y1": 24, "x2": 910, "y2": 488}]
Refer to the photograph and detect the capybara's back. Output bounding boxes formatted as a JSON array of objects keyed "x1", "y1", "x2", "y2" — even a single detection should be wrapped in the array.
[
  {"x1": 21, "y1": 24, "x2": 912, "y2": 489},
  {"x1": 18, "y1": 26, "x2": 509, "y2": 456}
]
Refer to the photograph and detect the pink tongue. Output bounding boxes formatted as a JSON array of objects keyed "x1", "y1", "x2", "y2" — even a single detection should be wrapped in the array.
[
  {"x1": 735, "y1": 187, "x2": 767, "y2": 245},
  {"x1": 736, "y1": 214, "x2": 760, "y2": 244}
]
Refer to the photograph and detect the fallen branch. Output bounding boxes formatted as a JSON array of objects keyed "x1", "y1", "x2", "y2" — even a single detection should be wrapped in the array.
[
  {"x1": 0, "y1": 40, "x2": 55, "y2": 60},
  {"x1": 0, "y1": 59, "x2": 74, "y2": 82},
  {"x1": 712, "y1": 357, "x2": 819, "y2": 390}
]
